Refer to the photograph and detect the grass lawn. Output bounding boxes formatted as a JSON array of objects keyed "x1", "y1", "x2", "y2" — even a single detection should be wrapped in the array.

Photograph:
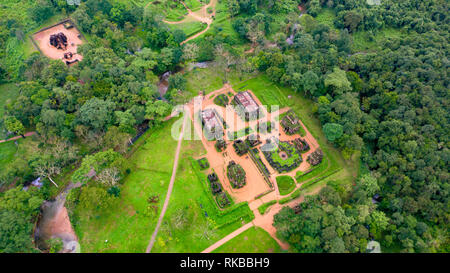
[
  {"x1": 227, "y1": 127, "x2": 253, "y2": 140},
  {"x1": 0, "y1": 83, "x2": 20, "y2": 119},
  {"x1": 258, "y1": 200, "x2": 277, "y2": 215},
  {"x1": 0, "y1": 141, "x2": 19, "y2": 168},
  {"x1": 167, "y1": 21, "x2": 207, "y2": 37},
  {"x1": 213, "y1": 227, "x2": 282, "y2": 253},
  {"x1": 188, "y1": 0, "x2": 243, "y2": 44},
  {"x1": 74, "y1": 119, "x2": 180, "y2": 252},
  {"x1": 0, "y1": 136, "x2": 37, "y2": 169},
  {"x1": 164, "y1": 2, "x2": 189, "y2": 21},
  {"x1": 75, "y1": 116, "x2": 254, "y2": 253},
  {"x1": 276, "y1": 176, "x2": 296, "y2": 196},
  {"x1": 184, "y1": 67, "x2": 229, "y2": 96},
  {"x1": 352, "y1": 28, "x2": 406, "y2": 52},
  {"x1": 233, "y1": 75, "x2": 289, "y2": 112},
  {"x1": 151, "y1": 120, "x2": 254, "y2": 253}
]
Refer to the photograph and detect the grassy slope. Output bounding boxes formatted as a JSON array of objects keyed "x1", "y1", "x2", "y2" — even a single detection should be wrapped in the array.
[
  {"x1": 184, "y1": 0, "x2": 203, "y2": 11},
  {"x1": 213, "y1": 226, "x2": 282, "y2": 253},
  {"x1": 0, "y1": 141, "x2": 19, "y2": 168},
  {"x1": 76, "y1": 117, "x2": 254, "y2": 253},
  {"x1": 188, "y1": 0, "x2": 243, "y2": 43},
  {"x1": 0, "y1": 136, "x2": 38, "y2": 174},
  {"x1": 0, "y1": 83, "x2": 19, "y2": 118},
  {"x1": 155, "y1": 0, "x2": 189, "y2": 21},
  {"x1": 75, "y1": 119, "x2": 179, "y2": 252},
  {"x1": 184, "y1": 68, "x2": 242, "y2": 97}
]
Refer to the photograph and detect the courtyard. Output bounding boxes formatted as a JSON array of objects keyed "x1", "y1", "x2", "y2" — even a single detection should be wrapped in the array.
[{"x1": 187, "y1": 84, "x2": 321, "y2": 204}]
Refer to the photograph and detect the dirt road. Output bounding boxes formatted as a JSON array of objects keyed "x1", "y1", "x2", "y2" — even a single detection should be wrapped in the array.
[
  {"x1": 201, "y1": 222, "x2": 254, "y2": 253},
  {"x1": 146, "y1": 107, "x2": 188, "y2": 253},
  {"x1": 0, "y1": 131, "x2": 36, "y2": 143},
  {"x1": 162, "y1": 0, "x2": 217, "y2": 45}
]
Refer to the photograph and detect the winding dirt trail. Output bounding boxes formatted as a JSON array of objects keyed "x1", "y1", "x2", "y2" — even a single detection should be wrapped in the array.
[
  {"x1": 0, "y1": 132, "x2": 36, "y2": 143},
  {"x1": 161, "y1": 0, "x2": 217, "y2": 44},
  {"x1": 201, "y1": 222, "x2": 254, "y2": 253},
  {"x1": 145, "y1": 106, "x2": 188, "y2": 253}
]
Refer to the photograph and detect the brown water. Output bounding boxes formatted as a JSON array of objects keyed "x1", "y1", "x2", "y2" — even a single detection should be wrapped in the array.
[
  {"x1": 35, "y1": 183, "x2": 80, "y2": 253},
  {"x1": 158, "y1": 71, "x2": 171, "y2": 99}
]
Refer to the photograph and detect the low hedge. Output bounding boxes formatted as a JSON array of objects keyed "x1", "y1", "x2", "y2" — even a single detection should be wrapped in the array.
[
  {"x1": 278, "y1": 188, "x2": 302, "y2": 205},
  {"x1": 258, "y1": 200, "x2": 277, "y2": 215}
]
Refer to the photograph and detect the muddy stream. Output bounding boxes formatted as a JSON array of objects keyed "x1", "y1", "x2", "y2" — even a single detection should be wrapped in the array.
[{"x1": 34, "y1": 182, "x2": 81, "y2": 253}]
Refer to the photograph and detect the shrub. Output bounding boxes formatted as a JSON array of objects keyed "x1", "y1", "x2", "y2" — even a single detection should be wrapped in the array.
[
  {"x1": 216, "y1": 192, "x2": 230, "y2": 208},
  {"x1": 46, "y1": 238, "x2": 63, "y2": 253},
  {"x1": 215, "y1": 139, "x2": 226, "y2": 152},
  {"x1": 198, "y1": 157, "x2": 210, "y2": 170},
  {"x1": 307, "y1": 149, "x2": 323, "y2": 166},
  {"x1": 232, "y1": 139, "x2": 249, "y2": 156},
  {"x1": 107, "y1": 186, "x2": 121, "y2": 197}
]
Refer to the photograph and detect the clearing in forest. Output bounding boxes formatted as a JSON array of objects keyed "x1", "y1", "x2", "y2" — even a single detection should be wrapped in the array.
[
  {"x1": 32, "y1": 19, "x2": 84, "y2": 64},
  {"x1": 161, "y1": 0, "x2": 217, "y2": 44}
]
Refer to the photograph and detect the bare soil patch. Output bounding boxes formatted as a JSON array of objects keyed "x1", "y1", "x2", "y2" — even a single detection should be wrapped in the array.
[{"x1": 32, "y1": 21, "x2": 84, "y2": 63}]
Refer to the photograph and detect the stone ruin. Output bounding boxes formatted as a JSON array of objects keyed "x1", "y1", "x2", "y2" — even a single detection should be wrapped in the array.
[
  {"x1": 293, "y1": 138, "x2": 310, "y2": 152},
  {"x1": 50, "y1": 32, "x2": 68, "y2": 50},
  {"x1": 281, "y1": 110, "x2": 301, "y2": 135},
  {"x1": 307, "y1": 148, "x2": 323, "y2": 166},
  {"x1": 227, "y1": 161, "x2": 246, "y2": 189},
  {"x1": 63, "y1": 51, "x2": 78, "y2": 65}
]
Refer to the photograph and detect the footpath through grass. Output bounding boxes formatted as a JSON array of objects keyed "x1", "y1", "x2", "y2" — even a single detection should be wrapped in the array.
[
  {"x1": 213, "y1": 226, "x2": 282, "y2": 253},
  {"x1": 167, "y1": 21, "x2": 207, "y2": 37},
  {"x1": 74, "y1": 119, "x2": 179, "y2": 252},
  {"x1": 151, "y1": 120, "x2": 254, "y2": 253}
]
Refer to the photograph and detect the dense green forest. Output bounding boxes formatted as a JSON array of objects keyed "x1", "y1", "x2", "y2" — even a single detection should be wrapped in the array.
[{"x1": 0, "y1": 0, "x2": 448, "y2": 253}]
